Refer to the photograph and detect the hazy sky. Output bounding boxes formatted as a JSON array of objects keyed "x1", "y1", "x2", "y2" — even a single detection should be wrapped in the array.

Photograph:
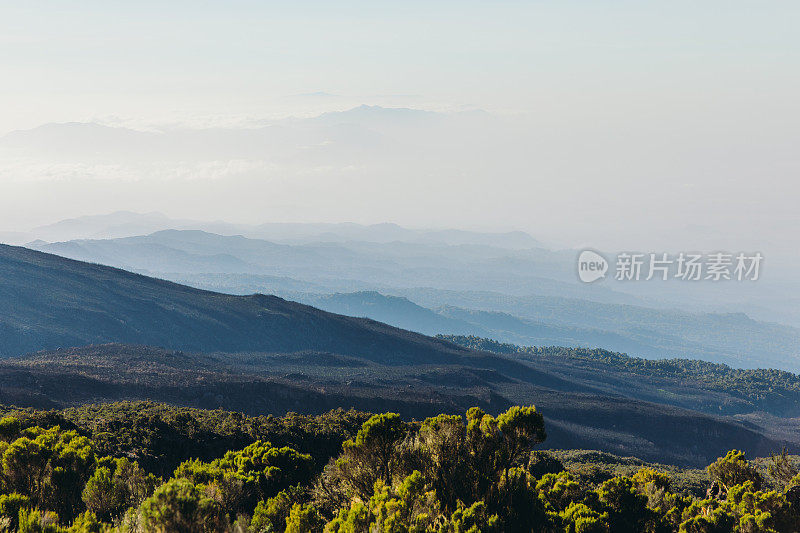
[
  {"x1": 1, "y1": 1, "x2": 798, "y2": 256},
  {"x1": 3, "y1": 1, "x2": 798, "y2": 130}
]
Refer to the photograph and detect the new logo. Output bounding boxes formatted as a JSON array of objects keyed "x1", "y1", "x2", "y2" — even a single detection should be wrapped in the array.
[{"x1": 577, "y1": 250, "x2": 608, "y2": 283}]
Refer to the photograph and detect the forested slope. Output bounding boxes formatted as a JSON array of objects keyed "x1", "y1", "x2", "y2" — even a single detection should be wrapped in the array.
[{"x1": 0, "y1": 401, "x2": 796, "y2": 532}]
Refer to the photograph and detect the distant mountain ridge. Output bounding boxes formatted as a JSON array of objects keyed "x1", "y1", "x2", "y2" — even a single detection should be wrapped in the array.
[
  {"x1": 17, "y1": 211, "x2": 542, "y2": 249},
  {"x1": 0, "y1": 244, "x2": 471, "y2": 364},
  {"x1": 23, "y1": 230, "x2": 800, "y2": 371},
  {"x1": 26, "y1": 228, "x2": 631, "y2": 304},
  {"x1": 299, "y1": 291, "x2": 654, "y2": 355}
]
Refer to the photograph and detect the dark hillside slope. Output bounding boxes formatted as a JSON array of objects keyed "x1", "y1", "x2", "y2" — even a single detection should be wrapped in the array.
[
  {"x1": 0, "y1": 244, "x2": 469, "y2": 363},
  {"x1": 0, "y1": 343, "x2": 789, "y2": 467}
]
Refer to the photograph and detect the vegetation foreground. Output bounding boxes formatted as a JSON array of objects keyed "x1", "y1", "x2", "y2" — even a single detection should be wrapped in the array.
[{"x1": 0, "y1": 402, "x2": 796, "y2": 532}]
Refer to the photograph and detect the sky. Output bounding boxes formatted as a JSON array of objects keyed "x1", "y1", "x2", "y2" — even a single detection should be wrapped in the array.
[{"x1": 0, "y1": 1, "x2": 798, "y2": 259}]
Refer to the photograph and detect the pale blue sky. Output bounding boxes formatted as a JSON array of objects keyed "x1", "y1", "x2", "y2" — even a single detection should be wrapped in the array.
[{"x1": 2, "y1": 1, "x2": 798, "y2": 131}]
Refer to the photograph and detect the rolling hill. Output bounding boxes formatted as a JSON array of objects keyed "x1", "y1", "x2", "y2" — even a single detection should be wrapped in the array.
[
  {"x1": 298, "y1": 292, "x2": 658, "y2": 355},
  {"x1": 0, "y1": 243, "x2": 471, "y2": 364},
  {"x1": 25, "y1": 230, "x2": 800, "y2": 370},
  {"x1": 0, "y1": 243, "x2": 797, "y2": 466},
  {"x1": 0, "y1": 343, "x2": 788, "y2": 468}
]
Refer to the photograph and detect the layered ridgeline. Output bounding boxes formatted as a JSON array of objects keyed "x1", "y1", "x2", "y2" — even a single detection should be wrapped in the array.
[
  {"x1": 0, "y1": 244, "x2": 472, "y2": 364},
  {"x1": 26, "y1": 229, "x2": 800, "y2": 371},
  {"x1": 0, "y1": 244, "x2": 797, "y2": 467}
]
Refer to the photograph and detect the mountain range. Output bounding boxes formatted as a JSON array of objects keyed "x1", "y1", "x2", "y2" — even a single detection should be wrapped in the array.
[
  {"x1": 0, "y1": 243, "x2": 474, "y2": 365},
  {"x1": 0, "y1": 243, "x2": 798, "y2": 467},
  {"x1": 13, "y1": 210, "x2": 543, "y2": 250},
  {"x1": 24, "y1": 228, "x2": 800, "y2": 371}
]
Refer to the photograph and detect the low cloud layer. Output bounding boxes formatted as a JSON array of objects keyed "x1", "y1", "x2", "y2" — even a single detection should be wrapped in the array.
[{"x1": 1, "y1": 106, "x2": 797, "y2": 267}]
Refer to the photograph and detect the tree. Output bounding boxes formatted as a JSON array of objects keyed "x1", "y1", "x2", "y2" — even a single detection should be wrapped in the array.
[
  {"x1": 81, "y1": 467, "x2": 118, "y2": 522},
  {"x1": 678, "y1": 501, "x2": 737, "y2": 533},
  {"x1": 537, "y1": 471, "x2": 581, "y2": 512},
  {"x1": 317, "y1": 413, "x2": 406, "y2": 506},
  {"x1": 325, "y1": 471, "x2": 442, "y2": 532},
  {"x1": 496, "y1": 406, "x2": 547, "y2": 472},
  {"x1": 83, "y1": 457, "x2": 157, "y2": 521},
  {"x1": 68, "y1": 511, "x2": 103, "y2": 533},
  {"x1": 284, "y1": 503, "x2": 323, "y2": 533},
  {"x1": 138, "y1": 478, "x2": 223, "y2": 533},
  {"x1": 463, "y1": 405, "x2": 546, "y2": 515},
  {"x1": 0, "y1": 417, "x2": 21, "y2": 442},
  {"x1": 631, "y1": 468, "x2": 673, "y2": 513},
  {"x1": 560, "y1": 502, "x2": 610, "y2": 533},
  {"x1": 17, "y1": 508, "x2": 64, "y2": 533},
  {"x1": 768, "y1": 448, "x2": 798, "y2": 490},
  {"x1": 443, "y1": 501, "x2": 499, "y2": 533},
  {"x1": 595, "y1": 476, "x2": 656, "y2": 533},
  {"x1": 495, "y1": 466, "x2": 549, "y2": 532},
  {"x1": 413, "y1": 414, "x2": 472, "y2": 513},
  {"x1": 2, "y1": 426, "x2": 97, "y2": 520},
  {"x1": 175, "y1": 440, "x2": 313, "y2": 518},
  {"x1": 707, "y1": 450, "x2": 763, "y2": 491},
  {"x1": 251, "y1": 486, "x2": 305, "y2": 532},
  {"x1": 344, "y1": 413, "x2": 405, "y2": 486},
  {"x1": 0, "y1": 493, "x2": 31, "y2": 530}
]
